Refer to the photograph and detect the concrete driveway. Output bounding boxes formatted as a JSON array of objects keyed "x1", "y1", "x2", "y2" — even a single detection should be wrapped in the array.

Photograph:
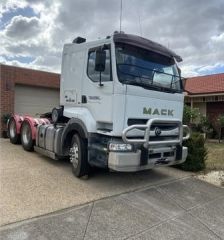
[
  {"x1": 0, "y1": 139, "x2": 223, "y2": 239},
  {"x1": 0, "y1": 139, "x2": 191, "y2": 226},
  {"x1": 1, "y1": 178, "x2": 223, "y2": 239}
]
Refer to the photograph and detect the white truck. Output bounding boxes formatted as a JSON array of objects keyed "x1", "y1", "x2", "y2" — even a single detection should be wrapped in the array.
[{"x1": 8, "y1": 32, "x2": 190, "y2": 178}]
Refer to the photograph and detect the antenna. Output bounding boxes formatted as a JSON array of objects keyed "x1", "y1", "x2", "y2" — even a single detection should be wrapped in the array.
[
  {"x1": 119, "y1": 0, "x2": 123, "y2": 32},
  {"x1": 137, "y1": 6, "x2": 142, "y2": 36}
]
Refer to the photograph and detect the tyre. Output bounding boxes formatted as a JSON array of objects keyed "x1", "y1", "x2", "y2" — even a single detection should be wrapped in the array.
[
  {"x1": 8, "y1": 118, "x2": 20, "y2": 144},
  {"x1": 21, "y1": 121, "x2": 34, "y2": 151},
  {"x1": 70, "y1": 134, "x2": 89, "y2": 177}
]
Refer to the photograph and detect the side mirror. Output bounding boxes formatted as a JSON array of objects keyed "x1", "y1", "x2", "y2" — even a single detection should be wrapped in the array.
[
  {"x1": 182, "y1": 78, "x2": 186, "y2": 89},
  {"x1": 177, "y1": 66, "x2": 181, "y2": 77},
  {"x1": 95, "y1": 48, "x2": 106, "y2": 72},
  {"x1": 177, "y1": 67, "x2": 186, "y2": 89}
]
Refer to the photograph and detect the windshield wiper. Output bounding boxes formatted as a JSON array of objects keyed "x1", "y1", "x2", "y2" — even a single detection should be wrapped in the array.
[{"x1": 137, "y1": 82, "x2": 177, "y2": 93}]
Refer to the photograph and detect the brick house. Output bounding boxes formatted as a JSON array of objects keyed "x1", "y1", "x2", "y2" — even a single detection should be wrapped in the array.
[
  {"x1": 0, "y1": 64, "x2": 60, "y2": 136},
  {"x1": 184, "y1": 73, "x2": 224, "y2": 130}
]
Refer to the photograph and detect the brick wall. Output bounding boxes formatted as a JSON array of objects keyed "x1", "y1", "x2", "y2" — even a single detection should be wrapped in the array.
[
  {"x1": 0, "y1": 64, "x2": 60, "y2": 136},
  {"x1": 14, "y1": 65, "x2": 60, "y2": 89}
]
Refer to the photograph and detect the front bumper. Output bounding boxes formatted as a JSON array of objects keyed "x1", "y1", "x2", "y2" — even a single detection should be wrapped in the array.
[
  {"x1": 108, "y1": 146, "x2": 188, "y2": 172},
  {"x1": 107, "y1": 118, "x2": 190, "y2": 172}
]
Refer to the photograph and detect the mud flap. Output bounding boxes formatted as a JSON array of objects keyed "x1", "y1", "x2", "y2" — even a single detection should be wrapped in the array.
[
  {"x1": 140, "y1": 147, "x2": 148, "y2": 165},
  {"x1": 175, "y1": 145, "x2": 183, "y2": 161}
]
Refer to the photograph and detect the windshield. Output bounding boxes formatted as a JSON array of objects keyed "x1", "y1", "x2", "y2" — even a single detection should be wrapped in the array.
[{"x1": 115, "y1": 43, "x2": 182, "y2": 93}]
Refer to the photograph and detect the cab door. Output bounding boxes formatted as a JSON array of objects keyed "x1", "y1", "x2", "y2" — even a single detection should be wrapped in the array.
[{"x1": 82, "y1": 45, "x2": 114, "y2": 124}]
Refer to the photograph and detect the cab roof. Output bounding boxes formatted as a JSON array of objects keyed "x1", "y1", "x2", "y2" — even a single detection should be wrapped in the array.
[{"x1": 113, "y1": 33, "x2": 182, "y2": 62}]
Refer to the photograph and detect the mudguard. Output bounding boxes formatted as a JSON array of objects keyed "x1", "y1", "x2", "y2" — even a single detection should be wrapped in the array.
[
  {"x1": 22, "y1": 116, "x2": 50, "y2": 140},
  {"x1": 8, "y1": 114, "x2": 24, "y2": 135},
  {"x1": 9, "y1": 114, "x2": 50, "y2": 140}
]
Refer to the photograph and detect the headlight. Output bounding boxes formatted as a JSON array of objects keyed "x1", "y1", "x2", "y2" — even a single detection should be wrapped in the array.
[{"x1": 108, "y1": 143, "x2": 133, "y2": 152}]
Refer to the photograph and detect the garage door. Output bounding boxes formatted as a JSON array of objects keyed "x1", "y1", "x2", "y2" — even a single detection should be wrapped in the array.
[{"x1": 15, "y1": 85, "x2": 60, "y2": 116}]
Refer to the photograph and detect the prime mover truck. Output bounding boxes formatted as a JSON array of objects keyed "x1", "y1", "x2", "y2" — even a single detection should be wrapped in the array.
[{"x1": 8, "y1": 32, "x2": 190, "y2": 178}]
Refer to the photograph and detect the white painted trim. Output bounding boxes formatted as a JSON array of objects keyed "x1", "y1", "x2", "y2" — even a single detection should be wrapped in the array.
[{"x1": 185, "y1": 93, "x2": 224, "y2": 97}]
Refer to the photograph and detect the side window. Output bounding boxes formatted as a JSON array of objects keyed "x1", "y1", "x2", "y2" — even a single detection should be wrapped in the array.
[{"x1": 87, "y1": 47, "x2": 111, "y2": 82}]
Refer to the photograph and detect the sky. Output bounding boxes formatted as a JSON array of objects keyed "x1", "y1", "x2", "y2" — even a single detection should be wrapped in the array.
[{"x1": 0, "y1": 0, "x2": 224, "y2": 77}]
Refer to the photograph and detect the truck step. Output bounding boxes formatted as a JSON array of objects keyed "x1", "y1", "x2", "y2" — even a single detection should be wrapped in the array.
[{"x1": 34, "y1": 146, "x2": 58, "y2": 160}]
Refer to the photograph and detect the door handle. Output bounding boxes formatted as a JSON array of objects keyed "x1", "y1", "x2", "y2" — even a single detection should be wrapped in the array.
[{"x1": 82, "y1": 95, "x2": 87, "y2": 103}]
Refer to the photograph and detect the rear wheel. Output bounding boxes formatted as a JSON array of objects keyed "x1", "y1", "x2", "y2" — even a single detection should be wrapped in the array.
[
  {"x1": 70, "y1": 134, "x2": 89, "y2": 178},
  {"x1": 21, "y1": 121, "x2": 34, "y2": 151},
  {"x1": 8, "y1": 118, "x2": 20, "y2": 144}
]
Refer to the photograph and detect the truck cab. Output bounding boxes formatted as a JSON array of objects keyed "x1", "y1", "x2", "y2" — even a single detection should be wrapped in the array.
[{"x1": 8, "y1": 32, "x2": 190, "y2": 178}]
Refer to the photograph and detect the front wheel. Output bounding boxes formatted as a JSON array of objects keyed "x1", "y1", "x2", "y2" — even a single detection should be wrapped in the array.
[
  {"x1": 70, "y1": 134, "x2": 89, "y2": 178},
  {"x1": 21, "y1": 121, "x2": 34, "y2": 151}
]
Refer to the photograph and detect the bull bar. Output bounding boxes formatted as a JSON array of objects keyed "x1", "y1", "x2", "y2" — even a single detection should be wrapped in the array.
[{"x1": 122, "y1": 118, "x2": 191, "y2": 148}]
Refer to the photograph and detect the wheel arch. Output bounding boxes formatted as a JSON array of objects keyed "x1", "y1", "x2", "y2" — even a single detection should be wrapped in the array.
[
  {"x1": 8, "y1": 114, "x2": 24, "y2": 135},
  {"x1": 61, "y1": 118, "x2": 88, "y2": 156},
  {"x1": 22, "y1": 116, "x2": 51, "y2": 140}
]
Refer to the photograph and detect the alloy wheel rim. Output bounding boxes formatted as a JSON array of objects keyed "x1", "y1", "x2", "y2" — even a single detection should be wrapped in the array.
[{"x1": 70, "y1": 143, "x2": 79, "y2": 169}]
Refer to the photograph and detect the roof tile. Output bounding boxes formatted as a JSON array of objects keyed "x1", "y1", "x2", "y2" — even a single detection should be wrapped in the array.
[{"x1": 185, "y1": 73, "x2": 224, "y2": 94}]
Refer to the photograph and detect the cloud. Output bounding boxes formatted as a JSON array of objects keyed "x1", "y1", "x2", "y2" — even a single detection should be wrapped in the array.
[
  {"x1": 0, "y1": 0, "x2": 27, "y2": 19},
  {"x1": 197, "y1": 63, "x2": 224, "y2": 74},
  {"x1": 0, "y1": 0, "x2": 224, "y2": 76},
  {"x1": 4, "y1": 15, "x2": 41, "y2": 39}
]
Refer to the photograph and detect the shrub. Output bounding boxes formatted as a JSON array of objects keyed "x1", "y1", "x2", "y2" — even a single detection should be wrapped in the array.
[
  {"x1": 183, "y1": 105, "x2": 200, "y2": 125},
  {"x1": 178, "y1": 132, "x2": 207, "y2": 171},
  {"x1": 197, "y1": 115, "x2": 213, "y2": 138}
]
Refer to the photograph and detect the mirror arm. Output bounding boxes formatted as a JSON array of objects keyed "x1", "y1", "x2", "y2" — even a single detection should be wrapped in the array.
[{"x1": 99, "y1": 71, "x2": 104, "y2": 87}]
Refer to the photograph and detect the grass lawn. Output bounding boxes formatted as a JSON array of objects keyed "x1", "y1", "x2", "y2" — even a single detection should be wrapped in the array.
[{"x1": 205, "y1": 142, "x2": 224, "y2": 170}]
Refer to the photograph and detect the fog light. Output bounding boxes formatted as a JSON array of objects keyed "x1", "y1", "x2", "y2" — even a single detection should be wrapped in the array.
[{"x1": 108, "y1": 143, "x2": 133, "y2": 152}]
